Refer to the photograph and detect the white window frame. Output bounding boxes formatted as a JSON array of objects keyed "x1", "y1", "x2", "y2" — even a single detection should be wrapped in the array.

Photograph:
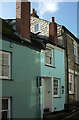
[
  {"x1": 0, "y1": 98, "x2": 11, "y2": 119},
  {"x1": 0, "y1": 51, "x2": 11, "y2": 79},
  {"x1": 69, "y1": 73, "x2": 74, "y2": 94},
  {"x1": 73, "y1": 42, "x2": 78, "y2": 64},
  {"x1": 53, "y1": 78, "x2": 60, "y2": 97},
  {"x1": 45, "y1": 47, "x2": 53, "y2": 66},
  {"x1": 34, "y1": 23, "x2": 40, "y2": 33}
]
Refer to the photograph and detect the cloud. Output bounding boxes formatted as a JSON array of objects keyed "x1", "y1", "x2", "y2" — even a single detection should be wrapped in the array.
[{"x1": 37, "y1": 1, "x2": 59, "y2": 18}]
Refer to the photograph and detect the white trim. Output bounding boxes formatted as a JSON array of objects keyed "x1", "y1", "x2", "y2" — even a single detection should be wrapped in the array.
[
  {"x1": 74, "y1": 44, "x2": 78, "y2": 64},
  {"x1": 41, "y1": 43, "x2": 65, "y2": 53},
  {"x1": 69, "y1": 69, "x2": 74, "y2": 74},
  {"x1": 8, "y1": 98, "x2": 10, "y2": 118},
  {"x1": 0, "y1": 98, "x2": 11, "y2": 119},
  {"x1": 67, "y1": 34, "x2": 75, "y2": 41},
  {"x1": 41, "y1": 50, "x2": 46, "y2": 53},
  {"x1": 43, "y1": 76, "x2": 53, "y2": 112},
  {"x1": 53, "y1": 78, "x2": 60, "y2": 98},
  {"x1": 73, "y1": 40, "x2": 78, "y2": 46},
  {"x1": 45, "y1": 47, "x2": 53, "y2": 66},
  {"x1": 43, "y1": 75, "x2": 53, "y2": 78},
  {"x1": 75, "y1": 71, "x2": 79, "y2": 75},
  {"x1": 46, "y1": 43, "x2": 64, "y2": 52},
  {"x1": 0, "y1": 51, "x2": 11, "y2": 79},
  {"x1": 45, "y1": 63, "x2": 53, "y2": 67},
  {"x1": 69, "y1": 73, "x2": 74, "y2": 94},
  {"x1": 34, "y1": 23, "x2": 40, "y2": 34}
]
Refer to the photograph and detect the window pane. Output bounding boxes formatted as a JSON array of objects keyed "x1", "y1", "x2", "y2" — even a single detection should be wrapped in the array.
[
  {"x1": 46, "y1": 56, "x2": 50, "y2": 64},
  {"x1": 54, "y1": 79, "x2": 59, "y2": 96},
  {"x1": 2, "y1": 66, "x2": 9, "y2": 77},
  {"x1": 0, "y1": 51, "x2": 10, "y2": 78},
  {"x1": 46, "y1": 49, "x2": 52, "y2": 57},
  {"x1": 0, "y1": 98, "x2": 10, "y2": 119},
  {"x1": 34, "y1": 24, "x2": 39, "y2": 32},
  {"x1": 2, "y1": 111, "x2": 8, "y2": 119},
  {"x1": 2, "y1": 99, "x2": 8, "y2": 110},
  {"x1": 2, "y1": 53, "x2": 9, "y2": 66},
  {"x1": 45, "y1": 48, "x2": 53, "y2": 65},
  {"x1": 74, "y1": 47, "x2": 76, "y2": 56}
]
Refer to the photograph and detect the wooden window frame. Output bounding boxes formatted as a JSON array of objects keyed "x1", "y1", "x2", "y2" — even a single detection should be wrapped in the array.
[
  {"x1": 0, "y1": 98, "x2": 11, "y2": 119},
  {"x1": 69, "y1": 73, "x2": 74, "y2": 94},
  {"x1": 0, "y1": 51, "x2": 11, "y2": 79},
  {"x1": 53, "y1": 78, "x2": 60, "y2": 97},
  {"x1": 34, "y1": 23, "x2": 40, "y2": 33},
  {"x1": 45, "y1": 48, "x2": 53, "y2": 66}
]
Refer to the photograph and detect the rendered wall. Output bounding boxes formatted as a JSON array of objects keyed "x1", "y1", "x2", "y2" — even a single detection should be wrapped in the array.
[
  {"x1": 1, "y1": 38, "x2": 41, "y2": 118},
  {"x1": 40, "y1": 48, "x2": 65, "y2": 112}
]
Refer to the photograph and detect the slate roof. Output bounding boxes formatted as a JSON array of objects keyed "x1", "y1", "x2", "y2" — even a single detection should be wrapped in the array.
[{"x1": 1, "y1": 18, "x2": 48, "y2": 50}]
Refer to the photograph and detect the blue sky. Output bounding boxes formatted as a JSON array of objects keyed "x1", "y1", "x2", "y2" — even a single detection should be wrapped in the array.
[{"x1": 0, "y1": 1, "x2": 78, "y2": 37}]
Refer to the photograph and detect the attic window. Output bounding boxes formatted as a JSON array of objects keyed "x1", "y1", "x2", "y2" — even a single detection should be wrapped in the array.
[{"x1": 34, "y1": 23, "x2": 39, "y2": 33}]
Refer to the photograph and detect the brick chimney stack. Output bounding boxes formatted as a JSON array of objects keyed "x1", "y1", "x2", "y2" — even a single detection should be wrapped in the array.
[
  {"x1": 16, "y1": 0, "x2": 30, "y2": 40},
  {"x1": 49, "y1": 17, "x2": 57, "y2": 45}
]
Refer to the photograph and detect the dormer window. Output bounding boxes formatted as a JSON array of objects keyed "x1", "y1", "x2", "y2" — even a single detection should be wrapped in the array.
[{"x1": 34, "y1": 23, "x2": 39, "y2": 33}]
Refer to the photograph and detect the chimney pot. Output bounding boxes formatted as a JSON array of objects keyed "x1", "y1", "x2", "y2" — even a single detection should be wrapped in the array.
[
  {"x1": 51, "y1": 17, "x2": 54, "y2": 23},
  {"x1": 32, "y1": 8, "x2": 35, "y2": 14},
  {"x1": 35, "y1": 10, "x2": 37, "y2": 15}
]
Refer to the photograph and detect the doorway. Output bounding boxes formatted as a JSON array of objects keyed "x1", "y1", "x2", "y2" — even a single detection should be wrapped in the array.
[{"x1": 43, "y1": 76, "x2": 53, "y2": 112}]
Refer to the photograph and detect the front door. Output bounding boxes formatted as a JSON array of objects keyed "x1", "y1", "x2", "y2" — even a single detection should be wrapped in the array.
[{"x1": 43, "y1": 77, "x2": 53, "y2": 112}]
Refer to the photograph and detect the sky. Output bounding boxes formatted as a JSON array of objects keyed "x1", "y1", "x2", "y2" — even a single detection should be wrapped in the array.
[{"x1": 0, "y1": 0, "x2": 78, "y2": 38}]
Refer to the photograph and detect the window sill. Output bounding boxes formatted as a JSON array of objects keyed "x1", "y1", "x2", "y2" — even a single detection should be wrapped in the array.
[
  {"x1": 74, "y1": 62, "x2": 79, "y2": 66},
  {"x1": 69, "y1": 92, "x2": 74, "y2": 95},
  {"x1": 45, "y1": 64, "x2": 55, "y2": 68},
  {"x1": 53, "y1": 96, "x2": 61, "y2": 98},
  {"x1": 34, "y1": 31, "x2": 40, "y2": 34},
  {"x1": 0, "y1": 78, "x2": 13, "y2": 81}
]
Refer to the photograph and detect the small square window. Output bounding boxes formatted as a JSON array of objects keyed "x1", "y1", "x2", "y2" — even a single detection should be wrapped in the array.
[{"x1": 34, "y1": 23, "x2": 39, "y2": 33}]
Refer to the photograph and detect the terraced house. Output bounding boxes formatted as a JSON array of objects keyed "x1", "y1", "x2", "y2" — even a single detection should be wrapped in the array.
[
  {"x1": 31, "y1": 10, "x2": 65, "y2": 117},
  {"x1": 0, "y1": 0, "x2": 78, "y2": 119},
  {"x1": 31, "y1": 7, "x2": 79, "y2": 110},
  {"x1": 57, "y1": 25, "x2": 79, "y2": 108},
  {"x1": 0, "y1": 1, "x2": 66, "y2": 119},
  {"x1": 0, "y1": 2, "x2": 43, "y2": 119}
]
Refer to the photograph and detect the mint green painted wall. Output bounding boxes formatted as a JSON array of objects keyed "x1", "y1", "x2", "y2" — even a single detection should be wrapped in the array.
[
  {"x1": 1, "y1": 39, "x2": 41, "y2": 118},
  {"x1": 41, "y1": 48, "x2": 65, "y2": 113}
]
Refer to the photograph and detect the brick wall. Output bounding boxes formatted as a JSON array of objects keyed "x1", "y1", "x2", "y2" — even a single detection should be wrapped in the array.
[{"x1": 16, "y1": 1, "x2": 30, "y2": 40}]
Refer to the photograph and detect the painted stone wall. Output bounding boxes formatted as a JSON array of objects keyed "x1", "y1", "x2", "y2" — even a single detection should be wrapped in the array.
[
  {"x1": 1, "y1": 38, "x2": 41, "y2": 118},
  {"x1": 31, "y1": 16, "x2": 50, "y2": 37},
  {"x1": 40, "y1": 45, "x2": 65, "y2": 113}
]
